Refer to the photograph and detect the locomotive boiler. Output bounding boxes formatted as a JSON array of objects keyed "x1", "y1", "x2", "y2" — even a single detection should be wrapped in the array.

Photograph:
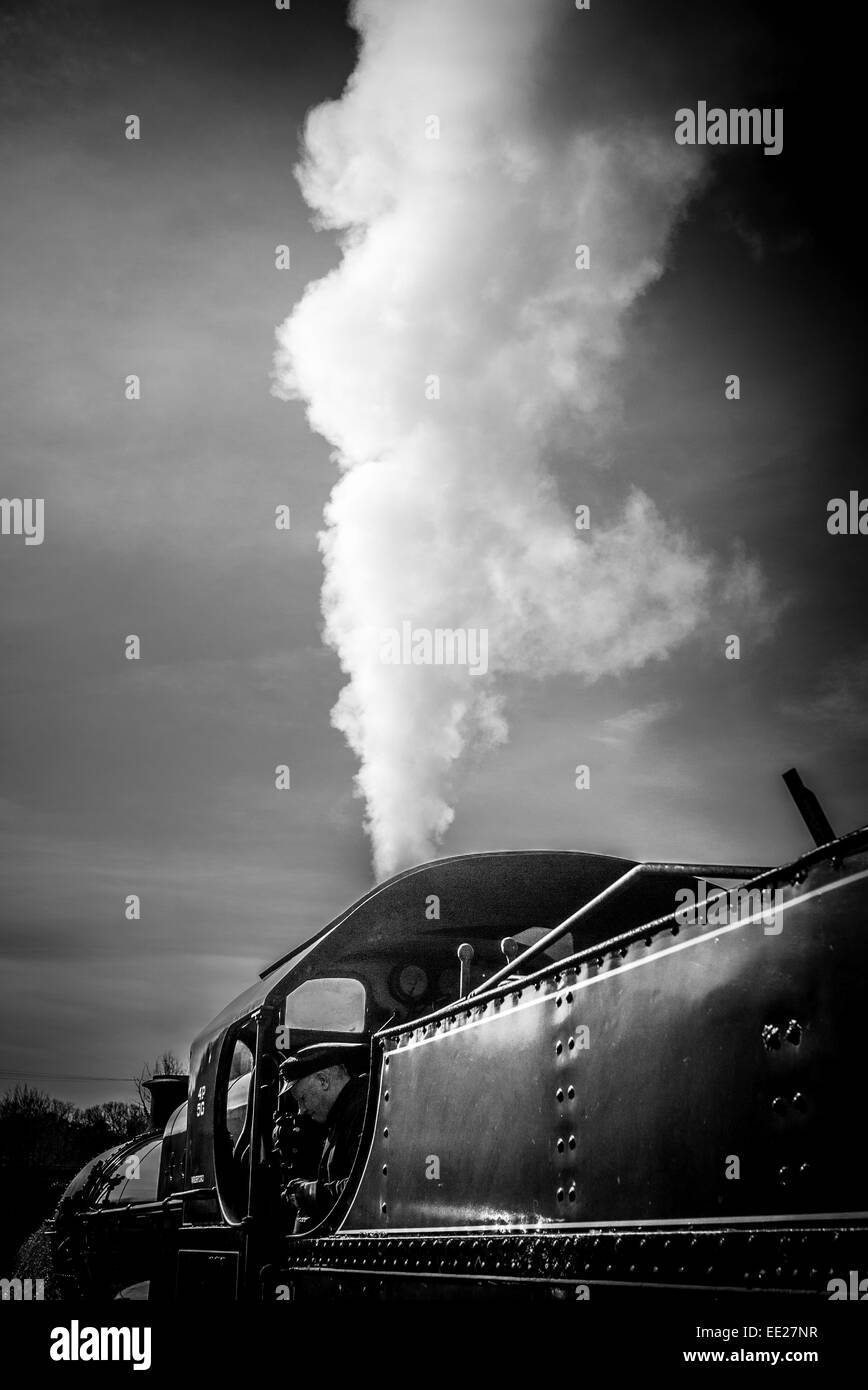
[{"x1": 49, "y1": 772, "x2": 868, "y2": 1300}]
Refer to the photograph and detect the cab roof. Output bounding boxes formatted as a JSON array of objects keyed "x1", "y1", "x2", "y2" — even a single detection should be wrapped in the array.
[{"x1": 192, "y1": 850, "x2": 636, "y2": 1057}]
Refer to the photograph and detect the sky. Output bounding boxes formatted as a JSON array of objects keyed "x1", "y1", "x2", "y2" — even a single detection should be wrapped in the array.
[{"x1": 1, "y1": 0, "x2": 866, "y2": 1107}]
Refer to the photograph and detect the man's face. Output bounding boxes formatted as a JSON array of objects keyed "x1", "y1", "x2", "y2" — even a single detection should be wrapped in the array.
[{"x1": 289, "y1": 1071, "x2": 334, "y2": 1125}]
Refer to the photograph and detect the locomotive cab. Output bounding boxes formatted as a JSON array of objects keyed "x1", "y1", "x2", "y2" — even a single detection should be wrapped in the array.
[
  {"x1": 175, "y1": 850, "x2": 702, "y2": 1270},
  {"x1": 212, "y1": 978, "x2": 372, "y2": 1230}
]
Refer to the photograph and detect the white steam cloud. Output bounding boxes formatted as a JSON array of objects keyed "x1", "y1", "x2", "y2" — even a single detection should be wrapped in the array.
[{"x1": 274, "y1": 0, "x2": 715, "y2": 880}]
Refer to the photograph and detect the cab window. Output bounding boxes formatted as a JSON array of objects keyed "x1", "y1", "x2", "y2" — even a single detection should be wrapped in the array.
[
  {"x1": 283, "y1": 977, "x2": 366, "y2": 1033},
  {"x1": 215, "y1": 1034, "x2": 255, "y2": 1223},
  {"x1": 226, "y1": 1071, "x2": 252, "y2": 1148}
]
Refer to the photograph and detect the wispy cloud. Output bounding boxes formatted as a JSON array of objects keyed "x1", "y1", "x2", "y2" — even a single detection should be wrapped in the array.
[
  {"x1": 781, "y1": 650, "x2": 868, "y2": 737},
  {"x1": 591, "y1": 699, "x2": 677, "y2": 746}
]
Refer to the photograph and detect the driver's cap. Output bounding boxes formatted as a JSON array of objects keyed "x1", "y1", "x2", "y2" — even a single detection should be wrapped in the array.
[{"x1": 278, "y1": 1041, "x2": 368, "y2": 1083}]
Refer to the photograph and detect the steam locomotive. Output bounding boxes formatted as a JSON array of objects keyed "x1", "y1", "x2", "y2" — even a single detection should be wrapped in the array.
[{"x1": 50, "y1": 771, "x2": 867, "y2": 1300}]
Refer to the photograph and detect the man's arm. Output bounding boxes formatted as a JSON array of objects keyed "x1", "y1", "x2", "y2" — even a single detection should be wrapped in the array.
[{"x1": 282, "y1": 1174, "x2": 349, "y2": 1217}]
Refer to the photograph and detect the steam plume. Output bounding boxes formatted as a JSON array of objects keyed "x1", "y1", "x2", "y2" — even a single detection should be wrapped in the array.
[{"x1": 274, "y1": 0, "x2": 713, "y2": 879}]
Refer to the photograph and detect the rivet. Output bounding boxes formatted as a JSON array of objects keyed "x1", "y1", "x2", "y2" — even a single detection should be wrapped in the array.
[
  {"x1": 556, "y1": 1188, "x2": 565, "y2": 1202},
  {"x1": 381, "y1": 1203, "x2": 387, "y2": 1214},
  {"x1": 567, "y1": 1085, "x2": 575, "y2": 1100},
  {"x1": 568, "y1": 1037, "x2": 575, "y2": 1050},
  {"x1": 556, "y1": 1088, "x2": 564, "y2": 1102},
  {"x1": 568, "y1": 1188, "x2": 576, "y2": 1202},
  {"x1": 383, "y1": 1126, "x2": 389, "y2": 1137},
  {"x1": 568, "y1": 1135, "x2": 576, "y2": 1149},
  {"x1": 772, "y1": 1096, "x2": 787, "y2": 1115},
  {"x1": 566, "y1": 991, "x2": 573, "y2": 1003},
  {"x1": 556, "y1": 1041, "x2": 563, "y2": 1055},
  {"x1": 556, "y1": 996, "x2": 563, "y2": 1007},
  {"x1": 557, "y1": 1138, "x2": 565, "y2": 1153},
  {"x1": 792, "y1": 1091, "x2": 807, "y2": 1111},
  {"x1": 382, "y1": 1164, "x2": 387, "y2": 1175}
]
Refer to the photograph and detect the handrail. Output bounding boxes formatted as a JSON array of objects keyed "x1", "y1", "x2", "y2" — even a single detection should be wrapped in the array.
[
  {"x1": 81, "y1": 1190, "x2": 217, "y2": 1215},
  {"x1": 468, "y1": 861, "x2": 771, "y2": 998}
]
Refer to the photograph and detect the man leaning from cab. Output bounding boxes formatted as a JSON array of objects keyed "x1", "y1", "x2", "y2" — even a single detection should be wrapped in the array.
[{"x1": 279, "y1": 1042, "x2": 368, "y2": 1225}]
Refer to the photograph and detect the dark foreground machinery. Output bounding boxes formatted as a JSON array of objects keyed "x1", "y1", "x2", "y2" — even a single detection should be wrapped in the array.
[{"x1": 50, "y1": 772, "x2": 867, "y2": 1300}]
